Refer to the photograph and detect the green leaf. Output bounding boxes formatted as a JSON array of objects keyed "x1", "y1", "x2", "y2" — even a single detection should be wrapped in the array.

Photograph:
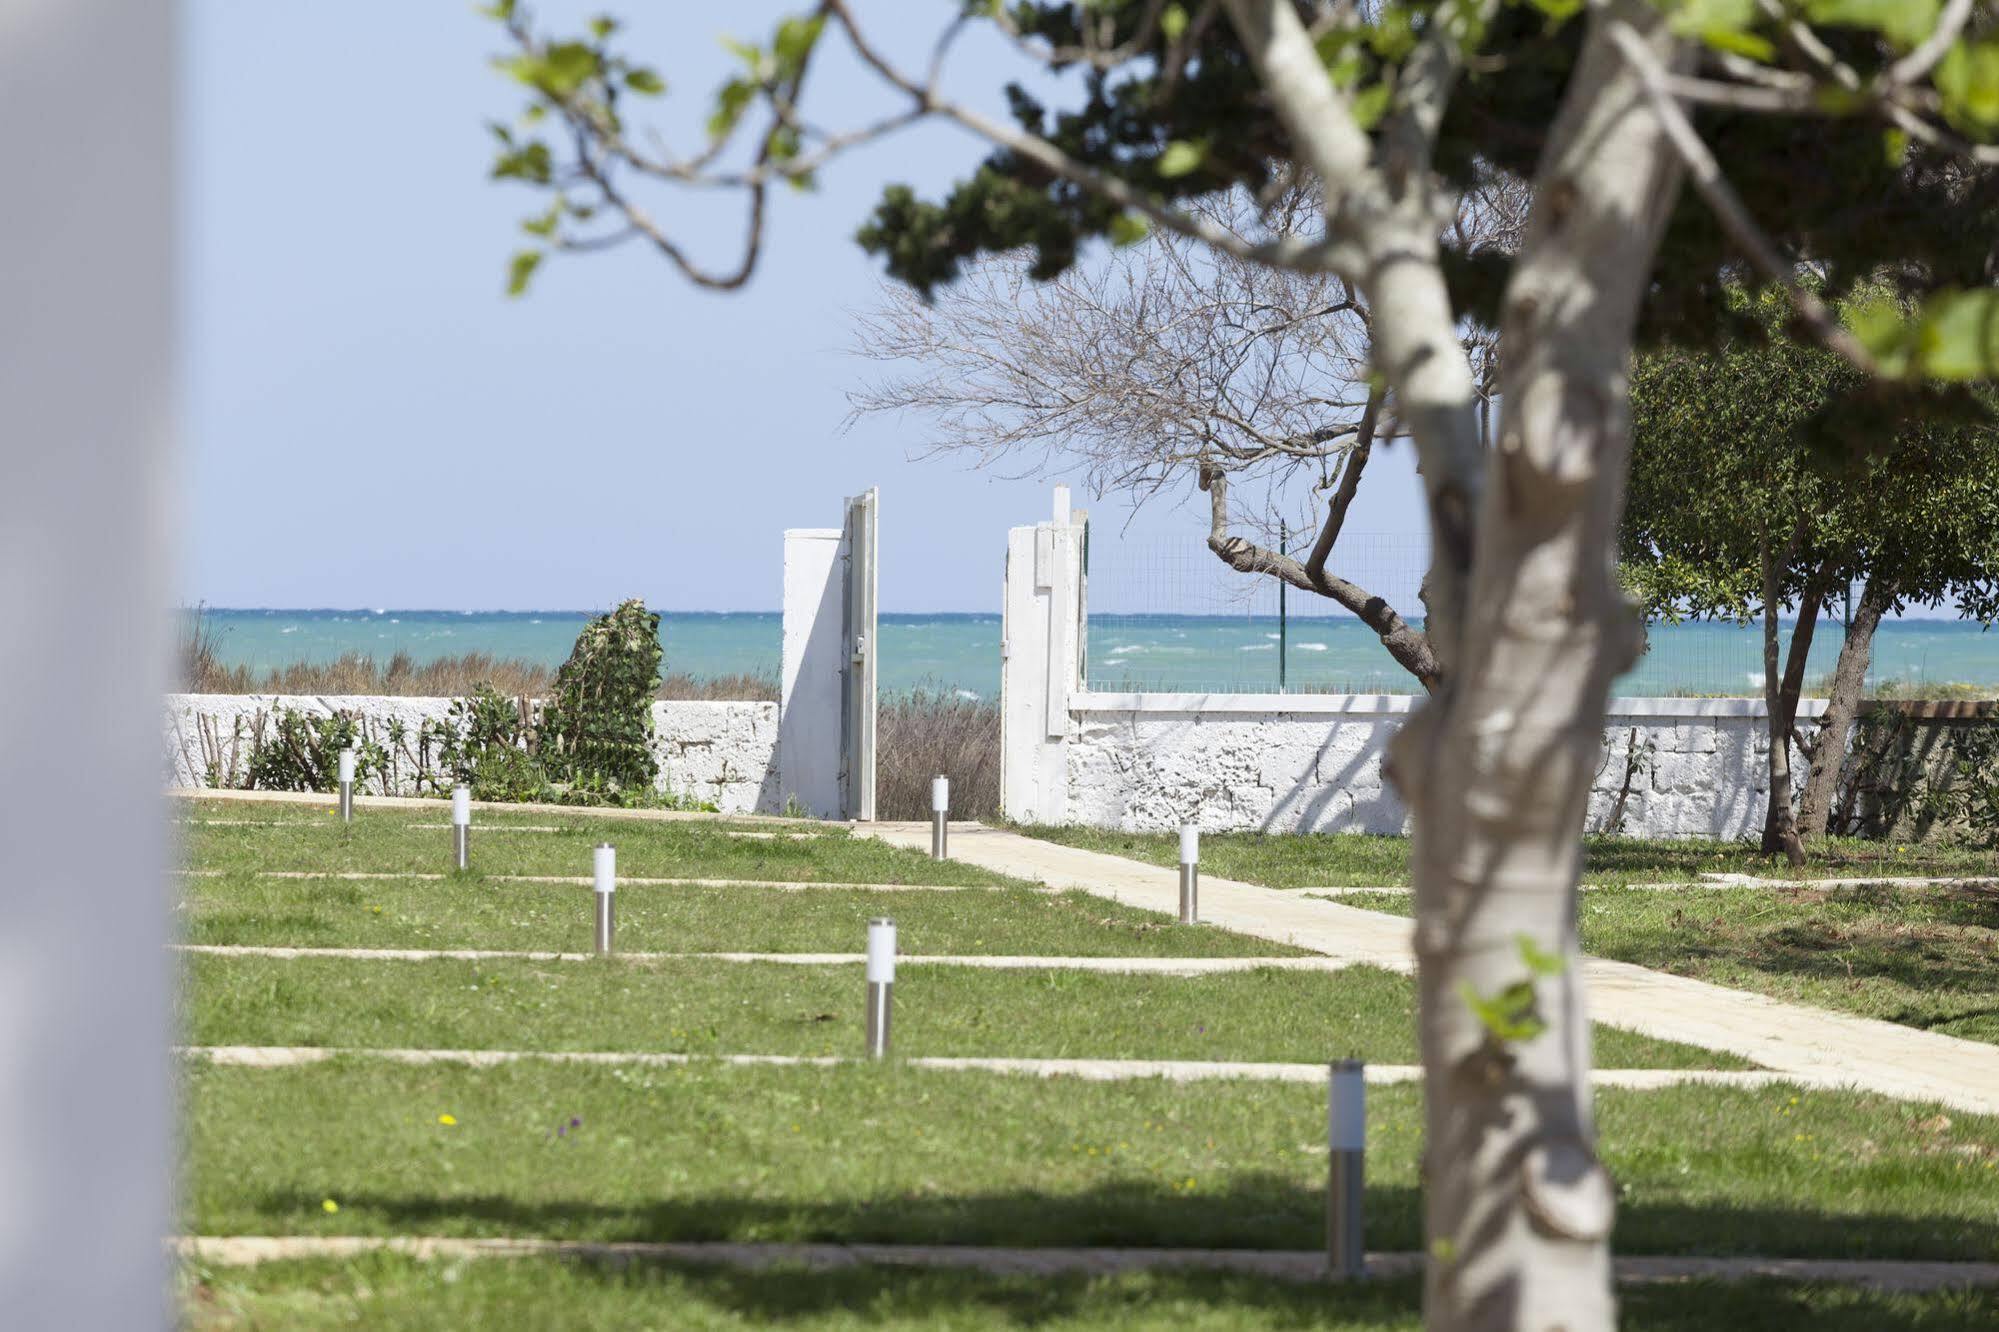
[
  {"x1": 490, "y1": 140, "x2": 552, "y2": 184},
  {"x1": 1516, "y1": 935, "x2": 1567, "y2": 978},
  {"x1": 1160, "y1": 3, "x2": 1189, "y2": 42},
  {"x1": 477, "y1": 0, "x2": 517, "y2": 21},
  {"x1": 1937, "y1": 40, "x2": 1999, "y2": 135},
  {"x1": 1803, "y1": 0, "x2": 1941, "y2": 51},
  {"x1": 1349, "y1": 82, "x2": 1392, "y2": 130},
  {"x1": 1527, "y1": 0, "x2": 1585, "y2": 20},
  {"x1": 1460, "y1": 978, "x2": 1546, "y2": 1045},
  {"x1": 1915, "y1": 290, "x2": 1999, "y2": 381},
  {"x1": 521, "y1": 203, "x2": 562, "y2": 238},
  {"x1": 506, "y1": 249, "x2": 543, "y2": 297},
  {"x1": 708, "y1": 77, "x2": 757, "y2": 140},
  {"x1": 772, "y1": 15, "x2": 825, "y2": 81},
  {"x1": 1699, "y1": 26, "x2": 1775, "y2": 61},
  {"x1": 1107, "y1": 213, "x2": 1150, "y2": 247},
  {"x1": 623, "y1": 67, "x2": 666, "y2": 95},
  {"x1": 588, "y1": 15, "x2": 618, "y2": 40},
  {"x1": 1155, "y1": 139, "x2": 1205, "y2": 178}
]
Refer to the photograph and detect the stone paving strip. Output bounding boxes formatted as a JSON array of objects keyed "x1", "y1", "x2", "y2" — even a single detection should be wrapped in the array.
[
  {"x1": 172, "y1": 869, "x2": 1018, "y2": 892},
  {"x1": 177, "y1": 1045, "x2": 1840, "y2": 1092},
  {"x1": 169, "y1": 1236, "x2": 1999, "y2": 1292},
  {"x1": 173, "y1": 945, "x2": 1353, "y2": 974},
  {"x1": 1307, "y1": 876, "x2": 1997, "y2": 896},
  {"x1": 182, "y1": 819, "x2": 832, "y2": 839},
  {"x1": 858, "y1": 823, "x2": 1999, "y2": 1115}
]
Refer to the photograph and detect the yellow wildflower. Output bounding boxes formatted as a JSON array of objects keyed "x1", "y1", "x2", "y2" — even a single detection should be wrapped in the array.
[
  {"x1": 322, "y1": 1199, "x2": 339, "y2": 1214},
  {"x1": 438, "y1": 1113, "x2": 457, "y2": 1126}
]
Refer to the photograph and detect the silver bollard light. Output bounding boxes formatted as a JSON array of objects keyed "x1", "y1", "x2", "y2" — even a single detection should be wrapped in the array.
[
  {"x1": 337, "y1": 747, "x2": 356, "y2": 823},
  {"x1": 593, "y1": 842, "x2": 616, "y2": 955},
  {"x1": 1178, "y1": 823, "x2": 1199, "y2": 924},
  {"x1": 1327, "y1": 1058, "x2": 1367, "y2": 1279},
  {"x1": 865, "y1": 917, "x2": 896, "y2": 1058},
  {"x1": 451, "y1": 784, "x2": 471, "y2": 871},
  {"x1": 930, "y1": 775, "x2": 950, "y2": 860}
]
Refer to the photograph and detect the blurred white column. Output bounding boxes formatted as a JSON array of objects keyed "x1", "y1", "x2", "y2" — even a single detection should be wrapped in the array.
[{"x1": 0, "y1": 1, "x2": 176, "y2": 1326}]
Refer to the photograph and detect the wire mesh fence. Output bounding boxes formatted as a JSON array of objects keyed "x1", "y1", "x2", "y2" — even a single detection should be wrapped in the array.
[{"x1": 1084, "y1": 531, "x2": 1999, "y2": 697}]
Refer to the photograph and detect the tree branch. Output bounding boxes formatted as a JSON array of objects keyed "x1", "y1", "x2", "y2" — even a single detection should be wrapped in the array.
[{"x1": 1305, "y1": 388, "x2": 1381, "y2": 583}]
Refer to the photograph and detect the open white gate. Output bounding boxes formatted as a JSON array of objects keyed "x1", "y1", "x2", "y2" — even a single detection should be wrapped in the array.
[{"x1": 779, "y1": 487, "x2": 878, "y2": 820}]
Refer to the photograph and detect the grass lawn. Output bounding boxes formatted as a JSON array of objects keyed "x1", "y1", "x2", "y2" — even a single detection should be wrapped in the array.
[
  {"x1": 183, "y1": 798, "x2": 1018, "y2": 886},
  {"x1": 183, "y1": 1060, "x2": 1999, "y2": 1262},
  {"x1": 1020, "y1": 825, "x2": 1999, "y2": 890},
  {"x1": 1334, "y1": 884, "x2": 1999, "y2": 1045},
  {"x1": 180, "y1": 875, "x2": 1307, "y2": 958},
  {"x1": 184, "y1": 955, "x2": 1736, "y2": 1068},
  {"x1": 179, "y1": 1253, "x2": 1999, "y2": 1330}
]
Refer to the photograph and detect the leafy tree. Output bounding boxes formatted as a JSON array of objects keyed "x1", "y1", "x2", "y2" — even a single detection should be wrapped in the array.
[
  {"x1": 1626, "y1": 289, "x2": 1999, "y2": 858},
  {"x1": 479, "y1": 2, "x2": 1999, "y2": 1324}
]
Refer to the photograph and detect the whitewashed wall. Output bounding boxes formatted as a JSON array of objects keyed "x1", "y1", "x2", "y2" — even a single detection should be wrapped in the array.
[
  {"x1": 164, "y1": 694, "x2": 781, "y2": 815},
  {"x1": 1058, "y1": 693, "x2": 1823, "y2": 839}
]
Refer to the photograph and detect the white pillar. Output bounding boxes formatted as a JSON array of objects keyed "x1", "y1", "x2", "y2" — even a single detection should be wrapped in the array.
[
  {"x1": 1000, "y1": 491, "x2": 1087, "y2": 823},
  {"x1": 779, "y1": 528, "x2": 847, "y2": 817},
  {"x1": 0, "y1": 0, "x2": 174, "y2": 1324}
]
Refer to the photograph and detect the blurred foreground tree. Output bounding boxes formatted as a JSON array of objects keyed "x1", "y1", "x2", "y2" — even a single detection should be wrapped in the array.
[{"x1": 480, "y1": 2, "x2": 1999, "y2": 1326}]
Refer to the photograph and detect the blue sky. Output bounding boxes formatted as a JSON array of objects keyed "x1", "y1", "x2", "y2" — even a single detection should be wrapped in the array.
[{"x1": 177, "y1": 2, "x2": 1421, "y2": 614}]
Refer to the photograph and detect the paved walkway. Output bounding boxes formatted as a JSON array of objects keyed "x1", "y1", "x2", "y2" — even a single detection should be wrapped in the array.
[
  {"x1": 858, "y1": 824, "x2": 1999, "y2": 1115},
  {"x1": 171, "y1": 1236, "x2": 1999, "y2": 1292},
  {"x1": 178, "y1": 1044, "x2": 1862, "y2": 1093},
  {"x1": 175, "y1": 945, "x2": 1354, "y2": 974}
]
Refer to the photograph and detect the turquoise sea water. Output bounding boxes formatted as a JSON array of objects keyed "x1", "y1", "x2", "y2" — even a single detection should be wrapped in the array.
[{"x1": 189, "y1": 608, "x2": 1997, "y2": 698}]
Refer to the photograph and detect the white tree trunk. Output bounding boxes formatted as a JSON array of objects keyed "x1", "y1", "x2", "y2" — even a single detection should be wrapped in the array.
[
  {"x1": 1391, "y1": 8, "x2": 1690, "y2": 1328},
  {"x1": 1224, "y1": 1, "x2": 1690, "y2": 1323}
]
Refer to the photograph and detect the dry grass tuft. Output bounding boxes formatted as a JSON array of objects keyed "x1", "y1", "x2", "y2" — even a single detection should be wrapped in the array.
[{"x1": 877, "y1": 690, "x2": 999, "y2": 821}]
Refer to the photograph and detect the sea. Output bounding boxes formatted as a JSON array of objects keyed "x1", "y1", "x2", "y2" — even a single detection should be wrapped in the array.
[{"x1": 188, "y1": 608, "x2": 1999, "y2": 699}]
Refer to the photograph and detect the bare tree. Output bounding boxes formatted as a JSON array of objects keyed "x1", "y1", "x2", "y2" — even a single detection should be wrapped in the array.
[
  {"x1": 847, "y1": 184, "x2": 1527, "y2": 689},
  {"x1": 481, "y1": 2, "x2": 1999, "y2": 1325}
]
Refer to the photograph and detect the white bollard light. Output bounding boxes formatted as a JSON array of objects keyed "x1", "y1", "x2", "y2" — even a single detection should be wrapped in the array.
[
  {"x1": 593, "y1": 842, "x2": 617, "y2": 955},
  {"x1": 336, "y1": 747, "x2": 356, "y2": 823},
  {"x1": 451, "y1": 784, "x2": 471, "y2": 871},
  {"x1": 1178, "y1": 823, "x2": 1200, "y2": 924},
  {"x1": 865, "y1": 917, "x2": 896, "y2": 1058},
  {"x1": 1327, "y1": 1058, "x2": 1367, "y2": 1279},
  {"x1": 930, "y1": 775, "x2": 950, "y2": 860}
]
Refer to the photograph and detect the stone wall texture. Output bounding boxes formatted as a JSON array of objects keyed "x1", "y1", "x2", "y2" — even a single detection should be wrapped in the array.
[
  {"x1": 164, "y1": 694, "x2": 780, "y2": 815},
  {"x1": 1060, "y1": 697, "x2": 1821, "y2": 840}
]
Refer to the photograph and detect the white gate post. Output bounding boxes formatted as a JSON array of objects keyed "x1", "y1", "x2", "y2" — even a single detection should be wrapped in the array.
[{"x1": 1001, "y1": 487, "x2": 1087, "y2": 823}]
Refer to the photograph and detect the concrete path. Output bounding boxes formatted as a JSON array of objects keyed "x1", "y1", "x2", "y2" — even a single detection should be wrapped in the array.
[
  {"x1": 857, "y1": 824, "x2": 1999, "y2": 1115},
  {"x1": 177, "y1": 1044, "x2": 1858, "y2": 1093},
  {"x1": 174, "y1": 945, "x2": 1356, "y2": 975},
  {"x1": 171, "y1": 1236, "x2": 1999, "y2": 1292}
]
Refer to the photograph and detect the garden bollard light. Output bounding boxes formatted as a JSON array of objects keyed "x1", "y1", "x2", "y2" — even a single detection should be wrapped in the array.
[
  {"x1": 593, "y1": 843, "x2": 616, "y2": 955},
  {"x1": 930, "y1": 775, "x2": 950, "y2": 860},
  {"x1": 337, "y1": 748, "x2": 356, "y2": 823},
  {"x1": 865, "y1": 917, "x2": 896, "y2": 1058},
  {"x1": 1178, "y1": 823, "x2": 1200, "y2": 924},
  {"x1": 451, "y1": 784, "x2": 471, "y2": 871},
  {"x1": 1327, "y1": 1058, "x2": 1366, "y2": 1279}
]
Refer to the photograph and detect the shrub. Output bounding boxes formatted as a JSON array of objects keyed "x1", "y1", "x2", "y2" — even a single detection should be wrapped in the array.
[
  {"x1": 876, "y1": 689, "x2": 999, "y2": 821},
  {"x1": 538, "y1": 599, "x2": 663, "y2": 799},
  {"x1": 245, "y1": 708, "x2": 386, "y2": 792}
]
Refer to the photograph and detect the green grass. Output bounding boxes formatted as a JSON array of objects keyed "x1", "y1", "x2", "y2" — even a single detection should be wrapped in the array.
[
  {"x1": 1020, "y1": 825, "x2": 1999, "y2": 890},
  {"x1": 183, "y1": 955, "x2": 1736, "y2": 1068},
  {"x1": 178, "y1": 876, "x2": 1307, "y2": 958},
  {"x1": 182, "y1": 1060, "x2": 1999, "y2": 1262},
  {"x1": 1332, "y1": 882, "x2": 1999, "y2": 1045},
  {"x1": 183, "y1": 798, "x2": 1018, "y2": 886},
  {"x1": 177, "y1": 1253, "x2": 1999, "y2": 1330}
]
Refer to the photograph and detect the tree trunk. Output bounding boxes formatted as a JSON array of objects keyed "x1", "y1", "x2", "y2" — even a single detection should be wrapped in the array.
[
  {"x1": 1394, "y1": 9, "x2": 1688, "y2": 1328},
  {"x1": 1797, "y1": 579, "x2": 1891, "y2": 839},
  {"x1": 1760, "y1": 550, "x2": 1833, "y2": 864}
]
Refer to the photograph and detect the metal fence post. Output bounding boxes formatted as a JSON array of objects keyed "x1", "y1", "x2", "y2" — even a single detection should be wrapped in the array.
[{"x1": 1328, "y1": 1058, "x2": 1367, "y2": 1279}]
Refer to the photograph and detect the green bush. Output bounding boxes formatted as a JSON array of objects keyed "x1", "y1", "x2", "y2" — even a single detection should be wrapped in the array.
[
  {"x1": 537, "y1": 598, "x2": 663, "y2": 800},
  {"x1": 245, "y1": 709, "x2": 386, "y2": 793}
]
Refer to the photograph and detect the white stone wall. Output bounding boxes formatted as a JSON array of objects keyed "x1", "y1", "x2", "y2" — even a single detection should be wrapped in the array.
[
  {"x1": 1058, "y1": 694, "x2": 1825, "y2": 840},
  {"x1": 164, "y1": 694, "x2": 781, "y2": 815}
]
